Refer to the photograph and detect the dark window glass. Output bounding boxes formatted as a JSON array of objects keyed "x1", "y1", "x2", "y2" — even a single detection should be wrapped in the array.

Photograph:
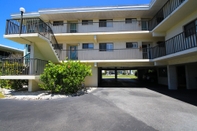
[
  {"x1": 99, "y1": 43, "x2": 113, "y2": 51},
  {"x1": 126, "y1": 43, "x2": 133, "y2": 48},
  {"x1": 99, "y1": 43, "x2": 106, "y2": 51},
  {"x1": 126, "y1": 42, "x2": 138, "y2": 48},
  {"x1": 82, "y1": 43, "x2": 94, "y2": 49},
  {"x1": 82, "y1": 20, "x2": 93, "y2": 25},
  {"x1": 99, "y1": 20, "x2": 107, "y2": 27},
  {"x1": 125, "y1": 18, "x2": 137, "y2": 23},
  {"x1": 184, "y1": 21, "x2": 196, "y2": 37},
  {"x1": 99, "y1": 20, "x2": 113, "y2": 27},
  {"x1": 53, "y1": 21, "x2": 63, "y2": 26}
]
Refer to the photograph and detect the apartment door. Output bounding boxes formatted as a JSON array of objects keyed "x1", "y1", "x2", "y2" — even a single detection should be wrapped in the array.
[
  {"x1": 69, "y1": 46, "x2": 78, "y2": 60},
  {"x1": 142, "y1": 43, "x2": 151, "y2": 59},
  {"x1": 70, "y1": 23, "x2": 77, "y2": 33}
]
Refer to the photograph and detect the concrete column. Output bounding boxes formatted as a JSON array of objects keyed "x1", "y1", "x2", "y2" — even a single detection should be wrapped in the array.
[
  {"x1": 167, "y1": 65, "x2": 177, "y2": 90},
  {"x1": 28, "y1": 80, "x2": 40, "y2": 92},
  {"x1": 61, "y1": 43, "x2": 67, "y2": 60},
  {"x1": 29, "y1": 43, "x2": 35, "y2": 75},
  {"x1": 115, "y1": 67, "x2": 117, "y2": 82},
  {"x1": 185, "y1": 64, "x2": 197, "y2": 89}
]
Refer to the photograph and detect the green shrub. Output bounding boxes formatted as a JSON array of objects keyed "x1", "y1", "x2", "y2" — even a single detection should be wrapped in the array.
[
  {"x1": 0, "y1": 61, "x2": 28, "y2": 90},
  {"x1": 39, "y1": 60, "x2": 92, "y2": 94}
]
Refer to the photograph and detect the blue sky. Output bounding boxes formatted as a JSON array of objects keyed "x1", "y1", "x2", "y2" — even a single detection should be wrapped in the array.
[{"x1": 0, "y1": 0, "x2": 150, "y2": 49}]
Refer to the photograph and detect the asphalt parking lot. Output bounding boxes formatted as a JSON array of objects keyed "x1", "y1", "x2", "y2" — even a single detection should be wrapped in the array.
[{"x1": 0, "y1": 88, "x2": 197, "y2": 131}]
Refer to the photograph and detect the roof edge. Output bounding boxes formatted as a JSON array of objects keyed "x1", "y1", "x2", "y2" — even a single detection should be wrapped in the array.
[{"x1": 0, "y1": 44, "x2": 24, "y2": 52}]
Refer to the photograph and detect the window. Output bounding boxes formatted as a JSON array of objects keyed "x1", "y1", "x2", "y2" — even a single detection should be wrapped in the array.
[
  {"x1": 126, "y1": 42, "x2": 138, "y2": 48},
  {"x1": 184, "y1": 19, "x2": 197, "y2": 37},
  {"x1": 158, "y1": 67, "x2": 167, "y2": 77},
  {"x1": 53, "y1": 44, "x2": 63, "y2": 49},
  {"x1": 82, "y1": 20, "x2": 93, "y2": 25},
  {"x1": 125, "y1": 18, "x2": 137, "y2": 23},
  {"x1": 99, "y1": 43, "x2": 113, "y2": 51},
  {"x1": 53, "y1": 21, "x2": 63, "y2": 26},
  {"x1": 82, "y1": 43, "x2": 94, "y2": 49},
  {"x1": 99, "y1": 19, "x2": 113, "y2": 27}
]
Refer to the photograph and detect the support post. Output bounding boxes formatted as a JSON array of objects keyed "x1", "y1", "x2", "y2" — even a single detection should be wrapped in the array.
[
  {"x1": 19, "y1": 11, "x2": 23, "y2": 34},
  {"x1": 115, "y1": 67, "x2": 117, "y2": 82},
  {"x1": 167, "y1": 65, "x2": 177, "y2": 90}
]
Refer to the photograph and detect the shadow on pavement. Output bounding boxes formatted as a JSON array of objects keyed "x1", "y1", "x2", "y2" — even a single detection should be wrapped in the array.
[
  {"x1": 99, "y1": 78, "x2": 197, "y2": 106},
  {"x1": 146, "y1": 84, "x2": 197, "y2": 107}
]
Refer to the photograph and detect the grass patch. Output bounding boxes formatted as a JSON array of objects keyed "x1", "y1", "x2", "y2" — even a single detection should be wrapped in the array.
[
  {"x1": 0, "y1": 92, "x2": 5, "y2": 99},
  {"x1": 118, "y1": 75, "x2": 137, "y2": 79},
  {"x1": 102, "y1": 75, "x2": 137, "y2": 79}
]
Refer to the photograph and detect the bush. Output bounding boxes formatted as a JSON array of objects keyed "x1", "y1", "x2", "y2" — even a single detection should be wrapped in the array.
[
  {"x1": 39, "y1": 60, "x2": 92, "y2": 94},
  {"x1": 0, "y1": 61, "x2": 28, "y2": 90}
]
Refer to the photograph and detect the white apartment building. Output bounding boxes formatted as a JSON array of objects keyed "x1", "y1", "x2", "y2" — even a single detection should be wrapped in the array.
[{"x1": 1, "y1": 0, "x2": 197, "y2": 91}]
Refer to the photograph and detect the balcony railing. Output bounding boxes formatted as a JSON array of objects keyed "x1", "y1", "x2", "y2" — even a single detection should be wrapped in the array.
[
  {"x1": 50, "y1": 20, "x2": 149, "y2": 33},
  {"x1": 150, "y1": 28, "x2": 197, "y2": 59},
  {"x1": 1, "y1": 58, "x2": 48, "y2": 75},
  {"x1": 5, "y1": 18, "x2": 61, "y2": 59},
  {"x1": 60, "y1": 48, "x2": 147, "y2": 61},
  {"x1": 149, "y1": 0, "x2": 185, "y2": 30}
]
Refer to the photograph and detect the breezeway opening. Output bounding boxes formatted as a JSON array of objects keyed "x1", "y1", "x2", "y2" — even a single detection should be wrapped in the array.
[
  {"x1": 98, "y1": 67, "x2": 159, "y2": 87},
  {"x1": 98, "y1": 67, "x2": 141, "y2": 87}
]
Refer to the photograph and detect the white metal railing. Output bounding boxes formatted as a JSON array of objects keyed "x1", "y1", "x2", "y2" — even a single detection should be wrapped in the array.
[
  {"x1": 60, "y1": 48, "x2": 143, "y2": 61},
  {"x1": 50, "y1": 21, "x2": 148, "y2": 33}
]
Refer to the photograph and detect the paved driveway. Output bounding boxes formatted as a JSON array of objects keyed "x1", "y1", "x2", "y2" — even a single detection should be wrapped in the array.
[{"x1": 0, "y1": 88, "x2": 197, "y2": 131}]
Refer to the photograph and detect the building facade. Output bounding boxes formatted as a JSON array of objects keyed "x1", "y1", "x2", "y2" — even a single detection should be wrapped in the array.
[
  {"x1": 1, "y1": 0, "x2": 197, "y2": 91},
  {"x1": 0, "y1": 44, "x2": 23, "y2": 60}
]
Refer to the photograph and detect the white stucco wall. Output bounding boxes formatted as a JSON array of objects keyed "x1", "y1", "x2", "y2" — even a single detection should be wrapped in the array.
[
  {"x1": 84, "y1": 65, "x2": 98, "y2": 87},
  {"x1": 166, "y1": 9, "x2": 197, "y2": 40}
]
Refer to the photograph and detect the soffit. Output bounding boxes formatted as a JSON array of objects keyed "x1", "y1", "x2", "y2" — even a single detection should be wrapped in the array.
[{"x1": 39, "y1": 0, "x2": 168, "y2": 21}]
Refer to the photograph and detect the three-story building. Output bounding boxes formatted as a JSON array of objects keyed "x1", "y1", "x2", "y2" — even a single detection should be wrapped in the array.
[{"x1": 1, "y1": 0, "x2": 197, "y2": 91}]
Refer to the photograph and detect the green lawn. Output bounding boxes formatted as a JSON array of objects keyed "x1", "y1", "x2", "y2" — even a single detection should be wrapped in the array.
[
  {"x1": 0, "y1": 92, "x2": 4, "y2": 99},
  {"x1": 102, "y1": 74, "x2": 137, "y2": 79}
]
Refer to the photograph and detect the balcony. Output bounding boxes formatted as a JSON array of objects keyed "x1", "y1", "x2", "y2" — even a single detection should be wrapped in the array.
[
  {"x1": 149, "y1": 0, "x2": 186, "y2": 30},
  {"x1": 150, "y1": 28, "x2": 197, "y2": 59},
  {"x1": 60, "y1": 48, "x2": 148, "y2": 61},
  {"x1": 5, "y1": 18, "x2": 62, "y2": 60},
  {"x1": 50, "y1": 20, "x2": 149, "y2": 34},
  {"x1": 1, "y1": 58, "x2": 48, "y2": 76}
]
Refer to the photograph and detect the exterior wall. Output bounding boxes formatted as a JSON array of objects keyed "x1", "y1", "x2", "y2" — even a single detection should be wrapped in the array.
[
  {"x1": 0, "y1": 45, "x2": 23, "y2": 59},
  {"x1": 61, "y1": 38, "x2": 163, "y2": 61},
  {"x1": 78, "y1": 42, "x2": 142, "y2": 60},
  {"x1": 51, "y1": 18, "x2": 144, "y2": 33},
  {"x1": 84, "y1": 65, "x2": 98, "y2": 87},
  {"x1": 186, "y1": 63, "x2": 197, "y2": 89},
  {"x1": 78, "y1": 18, "x2": 141, "y2": 33},
  {"x1": 166, "y1": 9, "x2": 197, "y2": 40}
]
